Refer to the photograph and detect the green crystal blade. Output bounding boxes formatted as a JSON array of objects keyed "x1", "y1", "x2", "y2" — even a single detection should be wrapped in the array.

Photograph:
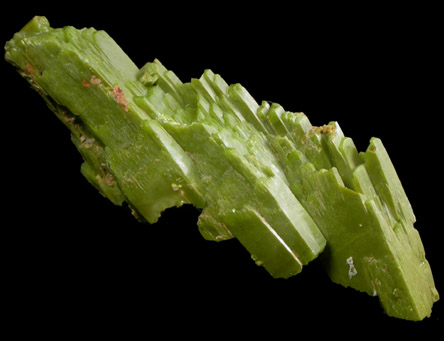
[{"x1": 4, "y1": 16, "x2": 438, "y2": 321}]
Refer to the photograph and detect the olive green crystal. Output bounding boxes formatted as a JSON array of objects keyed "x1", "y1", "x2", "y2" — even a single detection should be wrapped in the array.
[{"x1": 5, "y1": 16, "x2": 439, "y2": 321}]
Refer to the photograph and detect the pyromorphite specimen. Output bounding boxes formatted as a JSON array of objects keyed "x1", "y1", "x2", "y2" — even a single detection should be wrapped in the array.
[{"x1": 5, "y1": 16, "x2": 439, "y2": 321}]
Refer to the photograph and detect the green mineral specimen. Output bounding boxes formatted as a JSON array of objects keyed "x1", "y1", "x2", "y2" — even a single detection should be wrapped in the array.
[{"x1": 5, "y1": 16, "x2": 439, "y2": 321}]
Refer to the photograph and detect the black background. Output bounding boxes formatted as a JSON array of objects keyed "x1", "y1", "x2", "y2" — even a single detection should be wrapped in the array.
[{"x1": 2, "y1": 2, "x2": 442, "y2": 336}]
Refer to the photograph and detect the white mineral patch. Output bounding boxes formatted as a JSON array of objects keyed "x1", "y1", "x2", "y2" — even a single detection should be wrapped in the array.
[{"x1": 347, "y1": 257, "x2": 357, "y2": 279}]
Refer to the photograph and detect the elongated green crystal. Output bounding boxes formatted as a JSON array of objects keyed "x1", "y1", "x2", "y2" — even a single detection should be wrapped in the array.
[{"x1": 5, "y1": 16, "x2": 438, "y2": 320}]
